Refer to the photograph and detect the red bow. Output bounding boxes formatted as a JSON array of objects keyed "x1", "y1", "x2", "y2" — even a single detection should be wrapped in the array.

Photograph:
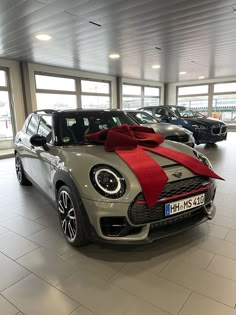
[{"x1": 86, "y1": 124, "x2": 223, "y2": 208}]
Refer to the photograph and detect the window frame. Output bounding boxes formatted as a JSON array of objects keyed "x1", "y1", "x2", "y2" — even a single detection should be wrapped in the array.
[
  {"x1": 122, "y1": 83, "x2": 161, "y2": 109},
  {"x1": 34, "y1": 72, "x2": 112, "y2": 110},
  {"x1": 0, "y1": 67, "x2": 16, "y2": 138},
  {"x1": 80, "y1": 78, "x2": 111, "y2": 109}
]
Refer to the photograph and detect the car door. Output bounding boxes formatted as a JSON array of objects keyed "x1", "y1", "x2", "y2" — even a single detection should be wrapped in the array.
[
  {"x1": 29, "y1": 114, "x2": 56, "y2": 199},
  {"x1": 17, "y1": 114, "x2": 40, "y2": 178}
]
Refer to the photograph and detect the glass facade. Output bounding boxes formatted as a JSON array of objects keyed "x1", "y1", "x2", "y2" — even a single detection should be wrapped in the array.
[
  {"x1": 0, "y1": 70, "x2": 13, "y2": 141},
  {"x1": 122, "y1": 84, "x2": 160, "y2": 109},
  {"x1": 81, "y1": 80, "x2": 110, "y2": 109}
]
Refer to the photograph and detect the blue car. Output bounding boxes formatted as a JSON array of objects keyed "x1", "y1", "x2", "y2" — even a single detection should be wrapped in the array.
[{"x1": 139, "y1": 105, "x2": 227, "y2": 145}]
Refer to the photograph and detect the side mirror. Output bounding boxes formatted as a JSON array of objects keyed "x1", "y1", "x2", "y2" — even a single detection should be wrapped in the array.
[{"x1": 30, "y1": 134, "x2": 47, "y2": 147}]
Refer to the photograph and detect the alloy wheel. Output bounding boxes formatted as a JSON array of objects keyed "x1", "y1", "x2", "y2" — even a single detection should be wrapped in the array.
[
  {"x1": 58, "y1": 190, "x2": 77, "y2": 242},
  {"x1": 15, "y1": 156, "x2": 22, "y2": 182}
]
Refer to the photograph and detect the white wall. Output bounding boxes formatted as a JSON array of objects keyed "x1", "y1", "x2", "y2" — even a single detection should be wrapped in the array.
[{"x1": 167, "y1": 77, "x2": 236, "y2": 105}]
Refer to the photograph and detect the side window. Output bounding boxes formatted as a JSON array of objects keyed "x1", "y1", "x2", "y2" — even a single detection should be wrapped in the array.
[
  {"x1": 38, "y1": 115, "x2": 53, "y2": 143},
  {"x1": 143, "y1": 109, "x2": 153, "y2": 116},
  {"x1": 22, "y1": 115, "x2": 31, "y2": 132},
  {"x1": 26, "y1": 114, "x2": 40, "y2": 136}
]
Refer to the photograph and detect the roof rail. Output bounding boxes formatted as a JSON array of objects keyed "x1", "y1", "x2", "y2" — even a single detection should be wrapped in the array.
[{"x1": 33, "y1": 109, "x2": 58, "y2": 114}]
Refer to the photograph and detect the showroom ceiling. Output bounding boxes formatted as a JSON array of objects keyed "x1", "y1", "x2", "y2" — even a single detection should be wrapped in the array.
[{"x1": 1, "y1": 0, "x2": 236, "y2": 82}]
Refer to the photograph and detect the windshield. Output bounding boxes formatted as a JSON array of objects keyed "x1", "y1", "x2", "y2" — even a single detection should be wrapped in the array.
[
  {"x1": 127, "y1": 111, "x2": 158, "y2": 124},
  {"x1": 58, "y1": 111, "x2": 136, "y2": 145},
  {"x1": 178, "y1": 109, "x2": 204, "y2": 118}
]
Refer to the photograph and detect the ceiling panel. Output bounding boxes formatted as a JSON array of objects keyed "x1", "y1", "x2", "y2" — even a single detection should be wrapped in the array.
[{"x1": 0, "y1": 0, "x2": 236, "y2": 82}]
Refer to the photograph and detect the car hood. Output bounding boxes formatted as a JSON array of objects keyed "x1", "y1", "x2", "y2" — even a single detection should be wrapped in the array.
[
  {"x1": 55, "y1": 141, "x2": 198, "y2": 202},
  {"x1": 140, "y1": 123, "x2": 188, "y2": 136},
  {"x1": 184, "y1": 117, "x2": 226, "y2": 127}
]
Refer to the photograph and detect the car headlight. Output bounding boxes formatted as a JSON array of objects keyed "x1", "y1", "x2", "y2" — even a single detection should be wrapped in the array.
[
  {"x1": 193, "y1": 150, "x2": 213, "y2": 170},
  {"x1": 192, "y1": 124, "x2": 207, "y2": 130},
  {"x1": 90, "y1": 164, "x2": 126, "y2": 198}
]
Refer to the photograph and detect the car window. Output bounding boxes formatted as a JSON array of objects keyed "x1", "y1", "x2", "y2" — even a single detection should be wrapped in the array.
[
  {"x1": 128, "y1": 112, "x2": 157, "y2": 124},
  {"x1": 142, "y1": 108, "x2": 153, "y2": 116},
  {"x1": 22, "y1": 115, "x2": 32, "y2": 133},
  {"x1": 59, "y1": 111, "x2": 136, "y2": 145},
  {"x1": 38, "y1": 115, "x2": 53, "y2": 143},
  {"x1": 26, "y1": 114, "x2": 40, "y2": 136},
  {"x1": 178, "y1": 109, "x2": 203, "y2": 118}
]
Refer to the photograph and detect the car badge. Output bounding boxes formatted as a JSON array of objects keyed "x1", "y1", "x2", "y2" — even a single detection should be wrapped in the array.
[{"x1": 172, "y1": 171, "x2": 183, "y2": 178}]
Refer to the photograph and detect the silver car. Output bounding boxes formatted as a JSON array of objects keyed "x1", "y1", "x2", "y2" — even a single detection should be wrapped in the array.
[
  {"x1": 14, "y1": 109, "x2": 219, "y2": 246},
  {"x1": 126, "y1": 110, "x2": 195, "y2": 147}
]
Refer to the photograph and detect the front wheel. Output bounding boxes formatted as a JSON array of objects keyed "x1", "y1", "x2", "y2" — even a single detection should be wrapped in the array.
[
  {"x1": 57, "y1": 185, "x2": 90, "y2": 246},
  {"x1": 15, "y1": 154, "x2": 31, "y2": 186}
]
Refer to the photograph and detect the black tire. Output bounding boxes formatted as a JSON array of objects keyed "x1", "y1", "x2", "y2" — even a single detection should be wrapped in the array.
[
  {"x1": 15, "y1": 154, "x2": 32, "y2": 186},
  {"x1": 57, "y1": 185, "x2": 90, "y2": 246}
]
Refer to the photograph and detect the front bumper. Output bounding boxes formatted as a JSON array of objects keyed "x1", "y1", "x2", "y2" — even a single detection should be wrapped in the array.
[
  {"x1": 194, "y1": 128, "x2": 227, "y2": 144},
  {"x1": 82, "y1": 178, "x2": 216, "y2": 244}
]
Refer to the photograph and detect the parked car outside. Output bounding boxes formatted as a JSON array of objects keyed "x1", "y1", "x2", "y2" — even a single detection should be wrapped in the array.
[
  {"x1": 14, "y1": 109, "x2": 222, "y2": 246},
  {"x1": 139, "y1": 105, "x2": 227, "y2": 145},
  {"x1": 126, "y1": 110, "x2": 195, "y2": 147}
]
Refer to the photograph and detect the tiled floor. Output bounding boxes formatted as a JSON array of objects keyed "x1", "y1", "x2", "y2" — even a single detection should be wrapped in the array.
[{"x1": 0, "y1": 133, "x2": 235, "y2": 315}]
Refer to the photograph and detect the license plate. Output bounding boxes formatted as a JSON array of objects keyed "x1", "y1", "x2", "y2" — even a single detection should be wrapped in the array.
[{"x1": 165, "y1": 194, "x2": 205, "y2": 217}]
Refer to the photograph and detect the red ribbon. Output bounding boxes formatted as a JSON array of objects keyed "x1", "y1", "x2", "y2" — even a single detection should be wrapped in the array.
[{"x1": 86, "y1": 124, "x2": 223, "y2": 208}]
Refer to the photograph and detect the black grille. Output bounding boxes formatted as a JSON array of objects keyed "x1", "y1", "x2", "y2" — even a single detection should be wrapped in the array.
[
  {"x1": 128, "y1": 177, "x2": 215, "y2": 225},
  {"x1": 221, "y1": 126, "x2": 227, "y2": 133},
  {"x1": 165, "y1": 134, "x2": 189, "y2": 143},
  {"x1": 150, "y1": 208, "x2": 204, "y2": 230},
  {"x1": 212, "y1": 127, "x2": 220, "y2": 135}
]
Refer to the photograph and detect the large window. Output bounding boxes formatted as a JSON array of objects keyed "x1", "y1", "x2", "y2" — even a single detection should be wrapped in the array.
[
  {"x1": 213, "y1": 83, "x2": 236, "y2": 123},
  {"x1": 35, "y1": 74, "x2": 77, "y2": 110},
  {"x1": 122, "y1": 84, "x2": 160, "y2": 109},
  {"x1": 177, "y1": 85, "x2": 209, "y2": 116},
  {"x1": 81, "y1": 80, "x2": 110, "y2": 109},
  {"x1": 0, "y1": 69, "x2": 13, "y2": 140}
]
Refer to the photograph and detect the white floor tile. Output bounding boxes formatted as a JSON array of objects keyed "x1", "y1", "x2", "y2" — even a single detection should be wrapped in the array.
[
  {"x1": 179, "y1": 292, "x2": 236, "y2": 315},
  {"x1": 0, "y1": 231, "x2": 39, "y2": 260},
  {"x1": 1, "y1": 217, "x2": 46, "y2": 237},
  {"x1": 111, "y1": 265, "x2": 191, "y2": 314},
  {"x1": 161, "y1": 259, "x2": 236, "y2": 307},
  {"x1": 17, "y1": 247, "x2": 79, "y2": 286},
  {"x1": 27, "y1": 228, "x2": 71, "y2": 254},
  {"x1": 0, "y1": 252, "x2": 30, "y2": 292},
  {"x1": 2, "y1": 274, "x2": 78, "y2": 315},
  {"x1": 207, "y1": 255, "x2": 236, "y2": 281},
  {"x1": 57, "y1": 267, "x2": 170, "y2": 315},
  {"x1": 0, "y1": 295, "x2": 19, "y2": 315}
]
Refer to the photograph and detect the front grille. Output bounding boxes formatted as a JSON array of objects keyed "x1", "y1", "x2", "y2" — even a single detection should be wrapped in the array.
[
  {"x1": 221, "y1": 126, "x2": 227, "y2": 133},
  {"x1": 165, "y1": 134, "x2": 189, "y2": 143},
  {"x1": 212, "y1": 126, "x2": 220, "y2": 135},
  {"x1": 211, "y1": 125, "x2": 227, "y2": 135},
  {"x1": 128, "y1": 177, "x2": 215, "y2": 225}
]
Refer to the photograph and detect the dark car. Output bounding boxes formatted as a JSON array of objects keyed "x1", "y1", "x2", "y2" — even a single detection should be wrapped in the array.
[
  {"x1": 139, "y1": 105, "x2": 227, "y2": 145},
  {"x1": 125, "y1": 110, "x2": 195, "y2": 147},
  {"x1": 14, "y1": 109, "x2": 219, "y2": 246}
]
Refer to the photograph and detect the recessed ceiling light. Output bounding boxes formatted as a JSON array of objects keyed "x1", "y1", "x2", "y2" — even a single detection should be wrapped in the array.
[
  {"x1": 109, "y1": 54, "x2": 120, "y2": 59},
  {"x1": 198, "y1": 76, "x2": 205, "y2": 79},
  {"x1": 35, "y1": 34, "x2": 52, "y2": 41},
  {"x1": 233, "y1": 8, "x2": 236, "y2": 14},
  {"x1": 179, "y1": 71, "x2": 187, "y2": 75},
  {"x1": 152, "y1": 64, "x2": 161, "y2": 69}
]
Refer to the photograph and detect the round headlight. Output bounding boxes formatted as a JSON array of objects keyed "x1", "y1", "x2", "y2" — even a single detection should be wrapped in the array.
[
  {"x1": 193, "y1": 150, "x2": 213, "y2": 170},
  {"x1": 90, "y1": 165, "x2": 126, "y2": 198}
]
